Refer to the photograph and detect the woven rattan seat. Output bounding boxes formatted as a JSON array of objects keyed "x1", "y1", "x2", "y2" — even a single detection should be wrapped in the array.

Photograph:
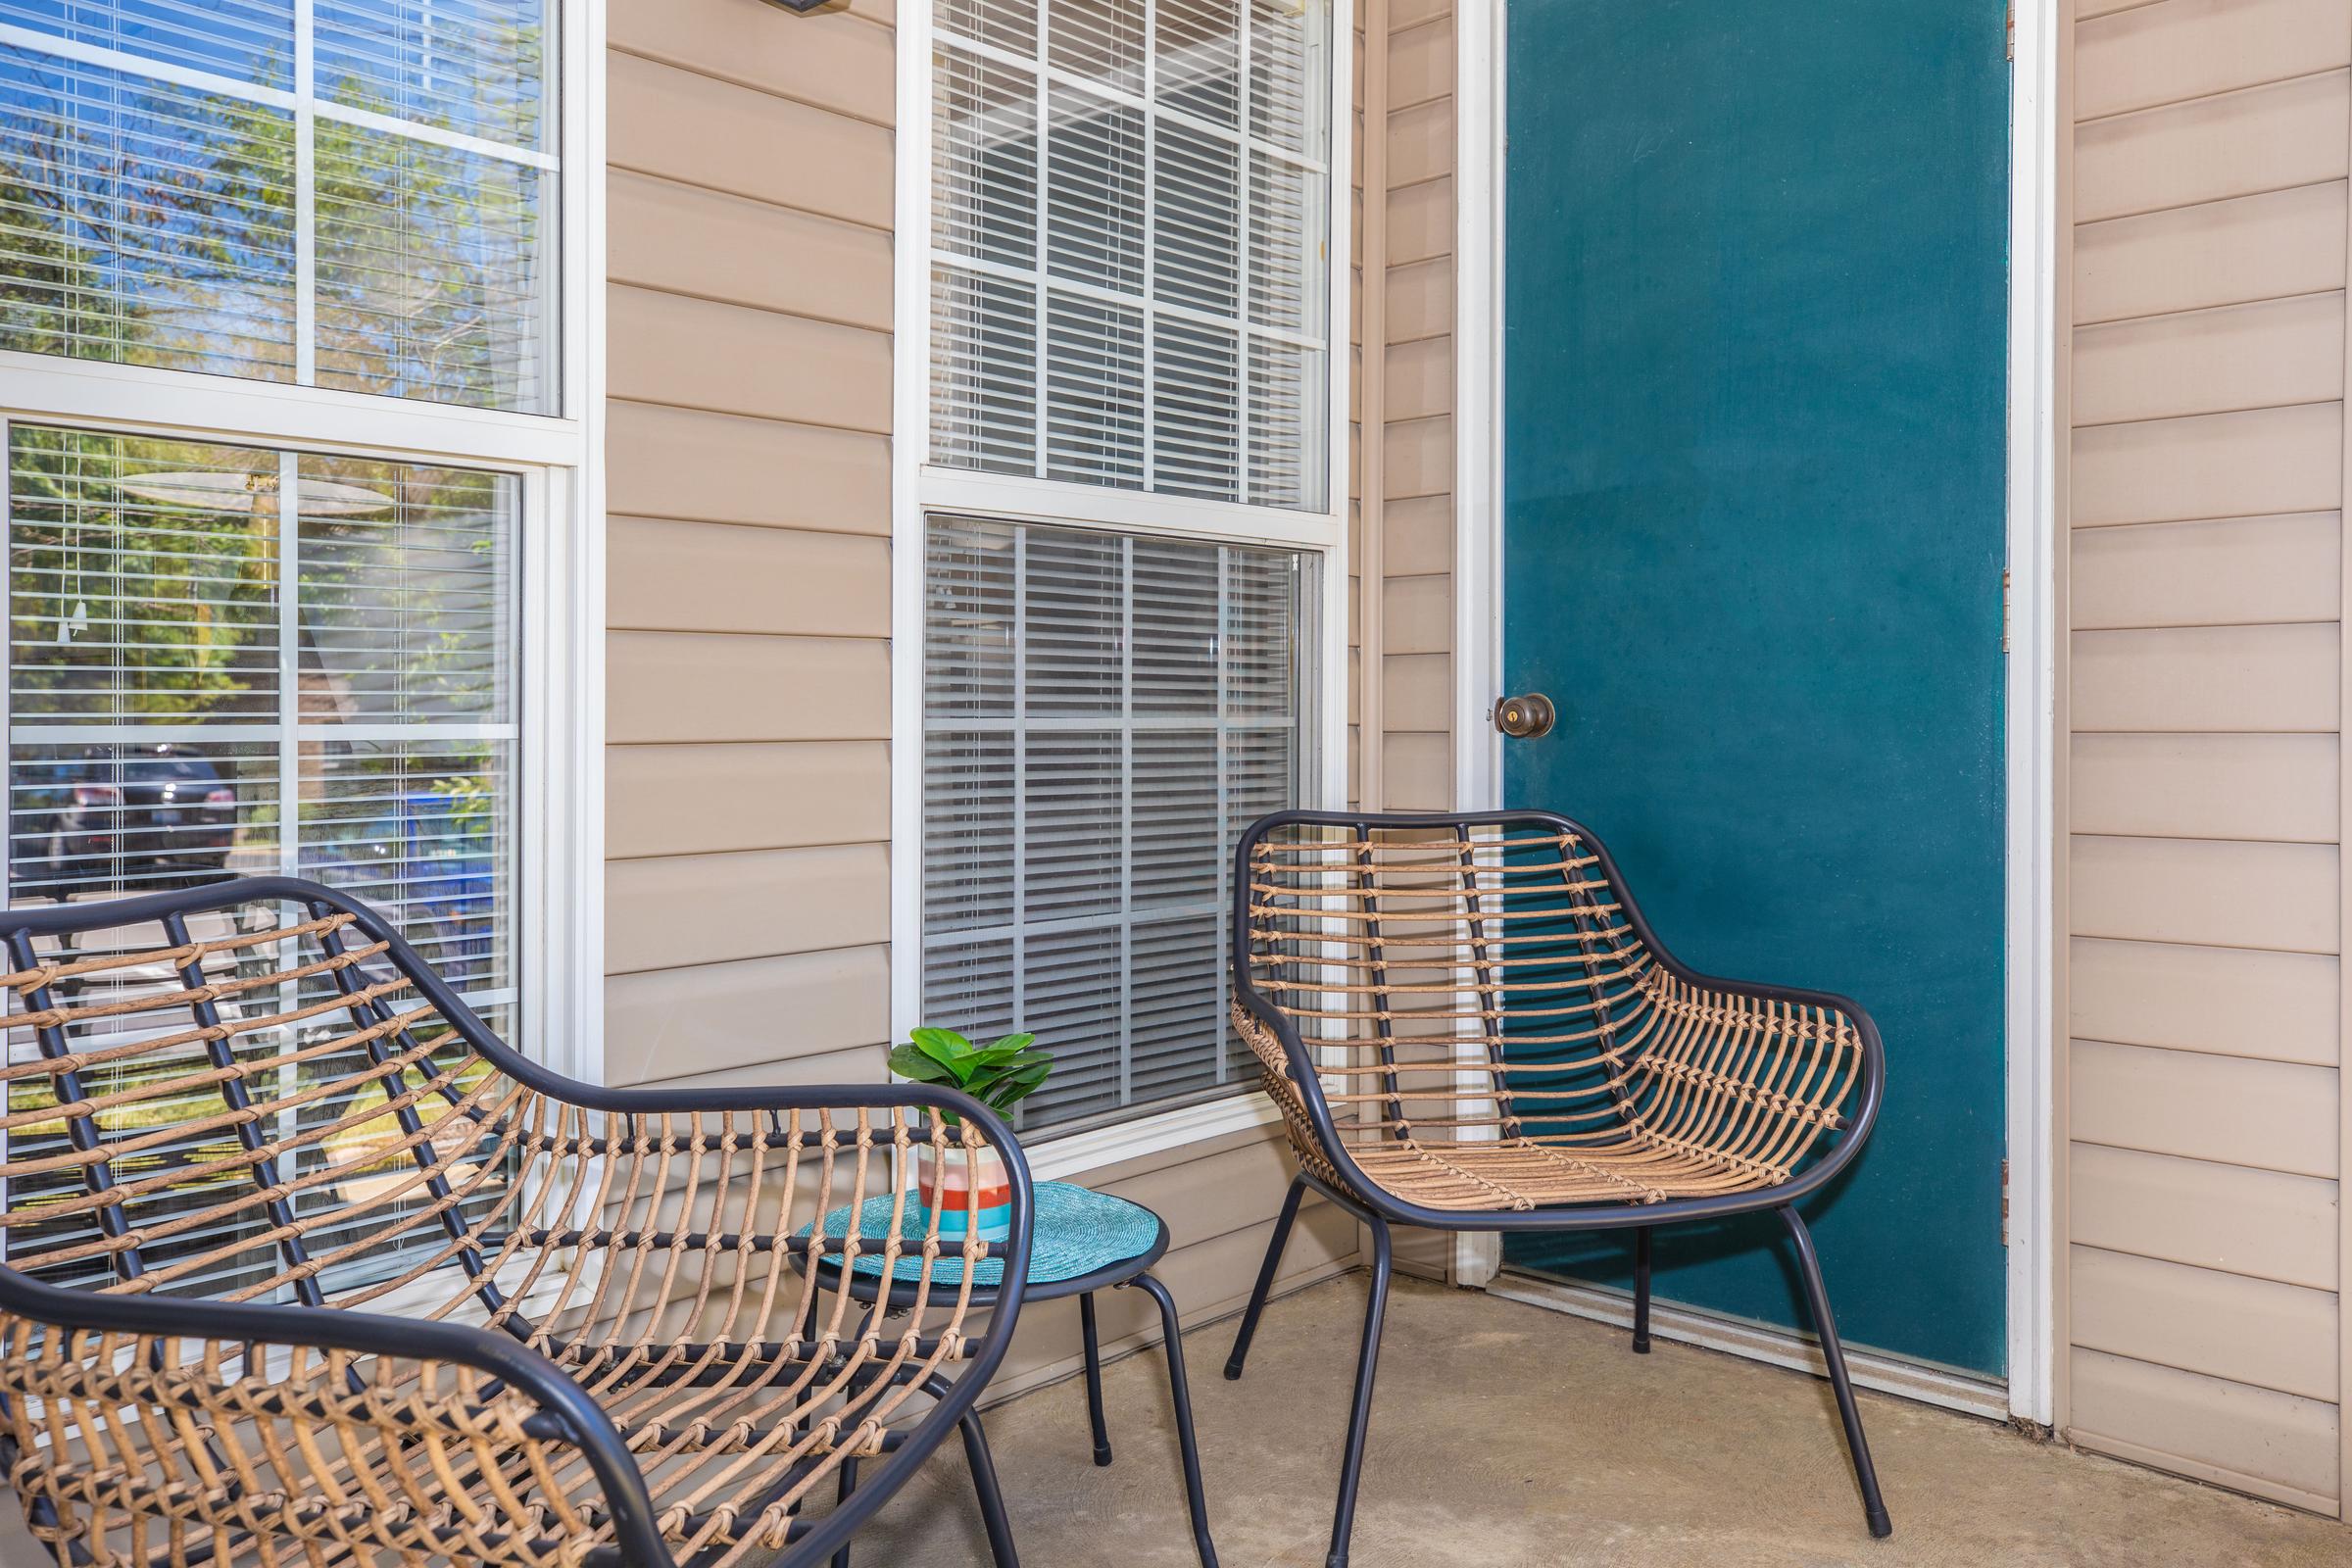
[
  {"x1": 1220, "y1": 810, "x2": 1891, "y2": 1568},
  {"x1": 0, "y1": 878, "x2": 1033, "y2": 1568}
]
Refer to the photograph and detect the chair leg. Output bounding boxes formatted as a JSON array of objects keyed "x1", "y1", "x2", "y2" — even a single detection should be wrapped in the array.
[
  {"x1": 1129, "y1": 1271, "x2": 1221, "y2": 1568},
  {"x1": 1778, "y1": 1205, "x2": 1893, "y2": 1539},
  {"x1": 1226, "y1": 1173, "x2": 1306, "y2": 1381},
  {"x1": 830, "y1": 1455, "x2": 858, "y2": 1568},
  {"x1": 1079, "y1": 1291, "x2": 1114, "y2": 1466},
  {"x1": 958, "y1": 1409, "x2": 1022, "y2": 1568},
  {"x1": 1632, "y1": 1225, "x2": 1653, "y2": 1354},
  {"x1": 1325, "y1": 1215, "x2": 1393, "y2": 1568}
]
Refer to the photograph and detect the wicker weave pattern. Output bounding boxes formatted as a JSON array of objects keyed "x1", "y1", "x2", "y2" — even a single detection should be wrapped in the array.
[
  {"x1": 0, "y1": 891, "x2": 1016, "y2": 1568},
  {"x1": 1232, "y1": 821, "x2": 1865, "y2": 1215}
]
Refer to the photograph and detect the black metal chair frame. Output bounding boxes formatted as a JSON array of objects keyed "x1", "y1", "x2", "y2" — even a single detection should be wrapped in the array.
[
  {"x1": 1222, "y1": 809, "x2": 1892, "y2": 1568},
  {"x1": 822, "y1": 1212, "x2": 1218, "y2": 1568},
  {"x1": 0, "y1": 876, "x2": 1038, "y2": 1568}
]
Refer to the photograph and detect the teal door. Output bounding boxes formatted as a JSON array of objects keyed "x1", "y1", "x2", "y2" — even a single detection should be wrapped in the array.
[{"x1": 1500, "y1": 1, "x2": 2011, "y2": 1376}]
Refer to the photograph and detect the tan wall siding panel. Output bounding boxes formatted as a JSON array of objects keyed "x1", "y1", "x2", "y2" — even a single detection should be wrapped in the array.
[
  {"x1": 1382, "y1": 732, "x2": 1452, "y2": 810},
  {"x1": 2070, "y1": 731, "x2": 2338, "y2": 842},
  {"x1": 1381, "y1": 573, "x2": 1451, "y2": 655},
  {"x1": 609, "y1": 633, "x2": 889, "y2": 744},
  {"x1": 1387, "y1": 15, "x2": 1453, "y2": 110},
  {"x1": 2075, "y1": 0, "x2": 2352, "y2": 122},
  {"x1": 608, "y1": 52, "x2": 893, "y2": 227},
  {"x1": 606, "y1": 845, "x2": 890, "y2": 975},
  {"x1": 609, "y1": 285, "x2": 891, "y2": 431},
  {"x1": 607, "y1": 172, "x2": 892, "y2": 330},
  {"x1": 606, "y1": 401, "x2": 890, "y2": 534},
  {"x1": 1387, "y1": 98, "x2": 1453, "y2": 188},
  {"x1": 634, "y1": 1044, "x2": 884, "y2": 1096},
  {"x1": 1387, "y1": 256, "x2": 1453, "y2": 341},
  {"x1": 2070, "y1": 622, "x2": 2339, "y2": 732},
  {"x1": 2070, "y1": 512, "x2": 2341, "y2": 628},
  {"x1": 2070, "y1": 834, "x2": 2338, "y2": 952},
  {"x1": 1384, "y1": 335, "x2": 1452, "y2": 421},
  {"x1": 2071, "y1": 401, "x2": 2342, "y2": 527},
  {"x1": 610, "y1": 0, "x2": 894, "y2": 124},
  {"x1": 2073, "y1": 291, "x2": 2344, "y2": 426},
  {"x1": 603, "y1": 946, "x2": 889, "y2": 1085},
  {"x1": 2072, "y1": 1349, "x2": 2341, "y2": 1507},
  {"x1": 1383, "y1": 414, "x2": 1452, "y2": 500},
  {"x1": 608, "y1": 742, "x2": 889, "y2": 860},
  {"x1": 609, "y1": 517, "x2": 889, "y2": 637},
  {"x1": 2071, "y1": 937, "x2": 2339, "y2": 1065},
  {"x1": 2075, "y1": 179, "x2": 2348, "y2": 324},
  {"x1": 1387, "y1": 175, "x2": 1453, "y2": 265},
  {"x1": 2073, "y1": 1245, "x2": 2340, "y2": 1401},
  {"x1": 2072, "y1": 1038, "x2": 2339, "y2": 1176},
  {"x1": 2070, "y1": 1142, "x2": 2339, "y2": 1290},
  {"x1": 2074, "y1": 70, "x2": 2350, "y2": 223},
  {"x1": 1382, "y1": 652, "x2": 1450, "y2": 731},
  {"x1": 1382, "y1": 494, "x2": 1452, "y2": 576}
]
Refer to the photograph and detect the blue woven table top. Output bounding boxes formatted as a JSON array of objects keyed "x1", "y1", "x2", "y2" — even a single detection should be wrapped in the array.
[{"x1": 807, "y1": 1180, "x2": 1162, "y2": 1288}]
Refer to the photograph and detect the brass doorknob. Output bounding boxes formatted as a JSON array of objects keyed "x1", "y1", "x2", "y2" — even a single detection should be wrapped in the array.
[{"x1": 1494, "y1": 694, "x2": 1556, "y2": 739}]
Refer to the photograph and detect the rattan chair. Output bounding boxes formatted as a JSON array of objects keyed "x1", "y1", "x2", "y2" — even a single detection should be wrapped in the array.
[
  {"x1": 1225, "y1": 810, "x2": 1890, "y2": 1566},
  {"x1": 0, "y1": 876, "x2": 1034, "y2": 1568}
]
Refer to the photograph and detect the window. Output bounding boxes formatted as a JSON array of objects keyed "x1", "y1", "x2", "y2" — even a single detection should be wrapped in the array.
[
  {"x1": 923, "y1": 515, "x2": 1317, "y2": 1134},
  {"x1": 0, "y1": 0, "x2": 556, "y2": 410},
  {"x1": 927, "y1": 0, "x2": 1330, "y2": 509},
  {"x1": 0, "y1": 1, "x2": 590, "y2": 1085},
  {"x1": 911, "y1": 0, "x2": 1341, "y2": 1142}
]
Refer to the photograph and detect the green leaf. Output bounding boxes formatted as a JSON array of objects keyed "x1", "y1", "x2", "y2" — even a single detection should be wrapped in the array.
[
  {"x1": 987, "y1": 1058, "x2": 1053, "y2": 1109},
  {"x1": 906, "y1": 1027, "x2": 975, "y2": 1083},
  {"x1": 888, "y1": 1044, "x2": 959, "y2": 1085},
  {"x1": 976, "y1": 1033, "x2": 1036, "y2": 1064}
]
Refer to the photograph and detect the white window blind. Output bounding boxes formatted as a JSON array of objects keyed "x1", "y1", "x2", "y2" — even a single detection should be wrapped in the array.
[
  {"x1": 3, "y1": 420, "x2": 518, "y2": 1296},
  {"x1": 0, "y1": 0, "x2": 556, "y2": 412},
  {"x1": 927, "y1": 0, "x2": 1331, "y2": 510},
  {"x1": 922, "y1": 514, "x2": 1316, "y2": 1134}
]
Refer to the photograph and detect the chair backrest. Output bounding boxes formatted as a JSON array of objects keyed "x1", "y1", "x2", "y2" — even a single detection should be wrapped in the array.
[
  {"x1": 1228, "y1": 810, "x2": 1870, "y2": 1200},
  {"x1": 0, "y1": 878, "x2": 534, "y2": 1310}
]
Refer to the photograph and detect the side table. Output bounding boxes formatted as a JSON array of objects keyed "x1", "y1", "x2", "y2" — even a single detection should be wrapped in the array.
[{"x1": 813, "y1": 1180, "x2": 1219, "y2": 1568}]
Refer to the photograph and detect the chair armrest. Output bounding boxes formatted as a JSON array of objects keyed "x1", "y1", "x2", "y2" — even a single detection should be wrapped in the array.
[{"x1": 0, "y1": 1272, "x2": 670, "y2": 1567}]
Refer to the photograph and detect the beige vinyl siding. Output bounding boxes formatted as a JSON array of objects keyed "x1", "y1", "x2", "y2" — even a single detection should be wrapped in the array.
[
  {"x1": 2063, "y1": 0, "x2": 2350, "y2": 1514},
  {"x1": 603, "y1": 0, "x2": 1356, "y2": 1385}
]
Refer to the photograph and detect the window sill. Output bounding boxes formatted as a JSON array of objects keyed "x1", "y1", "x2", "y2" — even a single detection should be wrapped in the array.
[{"x1": 1023, "y1": 1091, "x2": 1283, "y2": 1184}]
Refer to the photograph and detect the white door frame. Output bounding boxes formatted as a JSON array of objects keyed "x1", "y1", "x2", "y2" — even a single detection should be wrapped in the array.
[{"x1": 1447, "y1": 0, "x2": 2062, "y2": 1426}]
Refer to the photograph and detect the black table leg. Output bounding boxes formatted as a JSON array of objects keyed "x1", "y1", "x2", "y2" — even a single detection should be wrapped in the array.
[
  {"x1": 1080, "y1": 1290, "x2": 1114, "y2": 1465},
  {"x1": 1126, "y1": 1271, "x2": 1220, "y2": 1568},
  {"x1": 830, "y1": 1455, "x2": 859, "y2": 1568}
]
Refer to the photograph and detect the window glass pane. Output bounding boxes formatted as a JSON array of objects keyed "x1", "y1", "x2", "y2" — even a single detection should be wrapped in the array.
[
  {"x1": 0, "y1": 52, "x2": 297, "y2": 376},
  {"x1": 6, "y1": 423, "x2": 520, "y2": 963},
  {"x1": 315, "y1": 0, "x2": 550, "y2": 150},
  {"x1": 0, "y1": 0, "x2": 294, "y2": 86},
  {"x1": 928, "y1": 0, "x2": 1332, "y2": 511},
  {"x1": 920, "y1": 515, "x2": 1316, "y2": 1135},
  {"x1": 315, "y1": 122, "x2": 550, "y2": 411},
  {"x1": 0, "y1": 11, "x2": 555, "y2": 412},
  {"x1": 3, "y1": 426, "x2": 520, "y2": 1302}
]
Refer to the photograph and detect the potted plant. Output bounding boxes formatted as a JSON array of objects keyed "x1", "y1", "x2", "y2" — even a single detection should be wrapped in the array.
[{"x1": 887, "y1": 1027, "x2": 1053, "y2": 1243}]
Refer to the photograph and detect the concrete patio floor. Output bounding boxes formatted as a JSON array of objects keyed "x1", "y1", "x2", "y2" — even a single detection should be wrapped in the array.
[{"x1": 849, "y1": 1273, "x2": 2344, "y2": 1568}]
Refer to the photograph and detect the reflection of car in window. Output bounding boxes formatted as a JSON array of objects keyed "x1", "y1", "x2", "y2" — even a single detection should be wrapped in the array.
[{"x1": 9, "y1": 745, "x2": 240, "y2": 900}]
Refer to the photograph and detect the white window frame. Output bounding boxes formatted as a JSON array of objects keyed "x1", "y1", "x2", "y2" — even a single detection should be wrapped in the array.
[
  {"x1": 0, "y1": 0, "x2": 606, "y2": 1088},
  {"x1": 894, "y1": 0, "x2": 1353, "y2": 1178}
]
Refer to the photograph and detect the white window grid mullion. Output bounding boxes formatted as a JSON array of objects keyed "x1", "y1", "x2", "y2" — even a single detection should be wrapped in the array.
[
  {"x1": 1236, "y1": 0, "x2": 1256, "y2": 506},
  {"x1": 1118, "y1": 533, "x2": 1135, "y2": 1110},
  {"x1": 937, "y1": 24, "x2": 1327, "y2": 176},
  {"x1": 1030, "y1": 3, "x2": 1052, "y2": 484},
  {"x1": 275, "y1": 448, "x2": 304, "y2": 879},
  {"x1": 934, "y1": 249, "x2": 1326, "y2": 353},
  {"x1": 294, "y1": 0, "x2": 317, "y2": 385},
  {"x1": 1140, "y1": 2, "x2": 1157, "y2": 499},
  {"x1": 1009, "y1": 522, "x2": 1031, "y2": 1127},
  {"x1": 1214, "y1": 543, "x2": 1231, "y2": 1084}
]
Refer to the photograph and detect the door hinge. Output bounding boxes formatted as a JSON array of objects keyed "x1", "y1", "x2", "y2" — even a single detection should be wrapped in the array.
[
  {"x1": 2000, "y1": 567, "x2": 2011, "y2": 654},
  {"x1": 2000, "y1": 1156, "x2": 2011, "y2": 1247},
  {"x1": 2005, "y1": 2, "x2": 2016, "y2": 61}
]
